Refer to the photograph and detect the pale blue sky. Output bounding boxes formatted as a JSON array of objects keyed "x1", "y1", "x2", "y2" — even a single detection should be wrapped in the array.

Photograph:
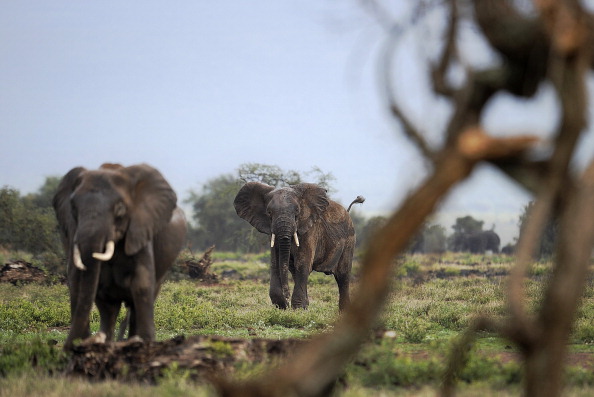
[{"x1": 2, "y1": 1, "x2": 591, "y2": 245}]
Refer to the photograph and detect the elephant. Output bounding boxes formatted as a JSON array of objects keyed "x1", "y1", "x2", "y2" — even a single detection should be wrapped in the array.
[
  {"x1": 459, "y1": 230, "x2": 501, "y2": 254},
  {"x1": 53, "y1": 163, "x2": 187, "y2": 349},
  {"x1": 233, "y1": 182, "x2": 364, "y2": 311}
]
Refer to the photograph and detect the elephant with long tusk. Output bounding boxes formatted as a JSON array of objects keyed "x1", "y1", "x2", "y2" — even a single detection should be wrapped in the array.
[
  {"x1": 234, "y1": 182, "x2": 364, "y2": 311},
  {"x1": 53, "y1": 163, "x2": 187, "y2": 350}
]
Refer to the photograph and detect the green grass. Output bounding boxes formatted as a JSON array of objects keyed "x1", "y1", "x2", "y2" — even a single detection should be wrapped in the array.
[{"x1": 2, "y1": 253, "x2": 594, "y2": 396}]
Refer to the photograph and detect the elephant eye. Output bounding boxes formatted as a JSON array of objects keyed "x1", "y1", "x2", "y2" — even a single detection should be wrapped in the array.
[{"x1": 114, "y1": 201, "x2": 127, "y2": 218}]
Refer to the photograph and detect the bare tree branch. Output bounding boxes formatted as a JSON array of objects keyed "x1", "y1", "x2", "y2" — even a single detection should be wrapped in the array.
[
  {"x1": 431, "y1": 0, "x2": 458, "y2": 97},
  {"x1": 381, "y1": 26, "x2": 437, "y2": 161}
]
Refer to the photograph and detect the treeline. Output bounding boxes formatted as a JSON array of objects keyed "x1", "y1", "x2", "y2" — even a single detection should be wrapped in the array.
[
  {"x1": 0, "y1": 163, "x2": 556, "y2": 272},
  {"x1": 0, "y1": 177, "x2": 63, "y2": 270}
]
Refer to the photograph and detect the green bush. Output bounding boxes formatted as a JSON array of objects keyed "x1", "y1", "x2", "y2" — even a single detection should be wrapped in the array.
[
  {"x1": 400, "y1": 317, "x2": 431, "y2": 343},
  {"x1": 348, "y1": 341, "x2": 442, "y2": 388},
  {"x1": 0, "y1": 334, "x2": 67, "y2": 376},
  {"x1": 397, "y1": 259, "x2": 420, "y2": 277}
]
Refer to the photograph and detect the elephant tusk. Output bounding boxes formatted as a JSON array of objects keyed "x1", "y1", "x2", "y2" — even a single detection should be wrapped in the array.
[
  {"x1": 270, "y1": 233, "x2": 276, "y2": 248},
  {"x1": 293, "y1": 232, "x2": 300, "y2": 247},
  {"x1": 92, "y1": 240, "x2": 115, "y2": 261},
  {"x1": 73, "y1": 244, "x2": 87, "y2": 271}
]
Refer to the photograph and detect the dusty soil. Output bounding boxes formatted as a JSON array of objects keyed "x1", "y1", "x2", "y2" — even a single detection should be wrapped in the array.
[{"x1": 66, "y1": 335, "x2": 304, "y2": 383}]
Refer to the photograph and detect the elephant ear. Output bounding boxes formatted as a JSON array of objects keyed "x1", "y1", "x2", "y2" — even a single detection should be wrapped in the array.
[
  {"x1": 293, "y1": 183, "x2": 330, "y2": 234},
  {"x1": 122, "y1": 164, "x2": 177, "y2": 256},
  {"x1": 233, "y1": 182, "x2": 275, "y2": 234},
  {"x1": 52, "y1": 167, "x2": 87, "y2": 243}
]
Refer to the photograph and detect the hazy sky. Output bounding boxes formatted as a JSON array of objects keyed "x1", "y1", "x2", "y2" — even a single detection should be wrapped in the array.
[{"x1": 2, "y1": 1, "x2": 591, "y2": 245}]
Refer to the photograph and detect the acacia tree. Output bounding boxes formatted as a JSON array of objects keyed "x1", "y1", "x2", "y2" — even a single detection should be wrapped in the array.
[
  {"x1": 218, "y1": 2, "x2": 594, "y2": 397},
  {"x1": 448, "y1": 215, "x2": 485, "y2": 251},
  {"x1": 238, "y1": 163, "x2": 336, "y2": 192}
]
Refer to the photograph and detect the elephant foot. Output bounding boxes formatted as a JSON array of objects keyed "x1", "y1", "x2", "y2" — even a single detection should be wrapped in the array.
[
  {"x1": 80, "y1": 331, "x2": 107, "y2": 346},
  {"x1": 291, "y1": 301, "x2": 309, "y2": 310},
  {"x1": 116, "y1": 335, "x2": 144, "y2": 347},
  {"x1": 127, "y1": 335, "x2": 144, "y2": 344}
]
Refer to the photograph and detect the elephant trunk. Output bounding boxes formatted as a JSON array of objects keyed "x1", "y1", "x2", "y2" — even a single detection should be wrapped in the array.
[
  {"x1": 73, "y1": 222, "x2": 115, "y2": 271},
  {"x1": 277, "y1": 235, "x2": 292, "y2": 305},
  {"x1": 273, "y1": 216, "x2": 295, "y2": 306}
]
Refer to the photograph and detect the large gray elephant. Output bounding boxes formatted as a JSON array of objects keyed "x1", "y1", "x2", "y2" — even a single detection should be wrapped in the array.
[
  {"x1": 53, "y1": 163, "x2": 187, "y2": 349},
  {"x1": 234, "y1": 182, "x2": 364, "y2": 311},
  {"x1": 462, "y1": 230, "x2": 501, "y2": 254}
]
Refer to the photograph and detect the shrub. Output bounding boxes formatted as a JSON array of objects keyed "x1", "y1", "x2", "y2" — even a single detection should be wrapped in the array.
[{"x1": 0, "y1": 335, "x2": 67, "y2": 376}]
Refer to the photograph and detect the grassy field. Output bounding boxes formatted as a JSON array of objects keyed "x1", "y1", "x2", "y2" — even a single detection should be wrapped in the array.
[{"x1": 2, "y1": 251, "x2": 594, "y2": 396}]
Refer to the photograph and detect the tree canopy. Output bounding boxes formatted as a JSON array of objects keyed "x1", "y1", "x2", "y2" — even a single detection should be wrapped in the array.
[{"x1": 0, "y1": 181, "x2": 63, "y2": 271}]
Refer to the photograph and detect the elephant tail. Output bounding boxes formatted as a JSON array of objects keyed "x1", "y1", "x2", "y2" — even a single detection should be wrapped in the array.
[{"x1": 347, "y1": 196, "x2": 365, "y2": 212}]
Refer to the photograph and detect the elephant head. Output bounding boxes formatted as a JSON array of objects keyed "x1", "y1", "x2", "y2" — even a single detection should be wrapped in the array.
[
  {"x1": 234, "y1": 182, "x2": 330, "y2": 308},
  {"x1": 234, "y1": 182, "x2": 328, "y2": 245},
  {"x1": 53, "y1": 163, "x2": 177, "y2": 271}
]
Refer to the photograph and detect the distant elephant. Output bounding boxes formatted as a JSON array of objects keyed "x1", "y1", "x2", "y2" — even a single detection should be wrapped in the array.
[
  {"x1": 234, "y1": 182, "x2": 364, "y2": 311},
  {"x1": 462, "y1": 230, "x2": 501, "y2": 254},
  {"x1": 53, "y1": 163, "x2": 187, "y2": 349}
]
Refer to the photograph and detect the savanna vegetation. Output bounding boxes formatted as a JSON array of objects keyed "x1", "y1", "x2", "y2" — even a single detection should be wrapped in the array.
[
  {"x1": 2, "y1": 250, "x2": 594, "y2": 397},
  {"x1": 0, "y1": 163, "x2": 573, "y2": 397}
]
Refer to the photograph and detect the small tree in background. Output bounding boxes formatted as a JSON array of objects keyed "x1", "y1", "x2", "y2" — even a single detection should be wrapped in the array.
[
  {"x1": 448, "y1": 215, "x2": 484, "y2": 251},
  {"x1": 0, "y1": 179, "x2": 63, "y2": 272},
  {"x1": 356, "y1": 215, "x2": 387, "y2": 251},
  {"x1": 409, "y1": 222, "x2": 447, "y2": 253},
  {"x1": 423, "y1": 224, "x2": 447, "y2": 254},
  {"x1": 519, "y1": 201, "x2": 557, "y2": 259},
  {"x1": 238, "y1": 163, "x2": 336, "y2": 193},
  {"x1": 185, "y1": 174, "x2": 261, "y2": 252}
]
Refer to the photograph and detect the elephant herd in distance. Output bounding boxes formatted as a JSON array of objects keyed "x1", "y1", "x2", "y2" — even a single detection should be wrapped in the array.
[{"x1": 51, "y1": 162, "x2": 501, "y2": 349}]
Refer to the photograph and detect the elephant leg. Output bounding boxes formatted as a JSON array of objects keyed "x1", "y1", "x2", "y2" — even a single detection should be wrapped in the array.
[
  {"x1": 291, "y1": 264, "x2": 310, "y2": 309},
  {"x1": 130, "y1": 248, "x2": 156, "y2": 341},
  {"x1": 334, "y1": 272, "x2": 351, "y2": 312},
  {"x1": 65, "y1": 265, "x2": 101, "y2": 349},
  {"x1": 269, "y1": 266, "x2": 289, "y2": 309},
  {"x1": 334, "y1": 248, "x2": 353, "y2": 312},
  {"x1": 96, "y1": 299, "x2": 121, "y2": 342}
]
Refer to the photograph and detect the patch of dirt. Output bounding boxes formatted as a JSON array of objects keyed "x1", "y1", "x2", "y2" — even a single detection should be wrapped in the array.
[
  {"x1": 66, "y1": 334, "x2": 304, "y2": 383},
  {"x1": 0, "y1": 260, "x2": 65, "y2": 285}
]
